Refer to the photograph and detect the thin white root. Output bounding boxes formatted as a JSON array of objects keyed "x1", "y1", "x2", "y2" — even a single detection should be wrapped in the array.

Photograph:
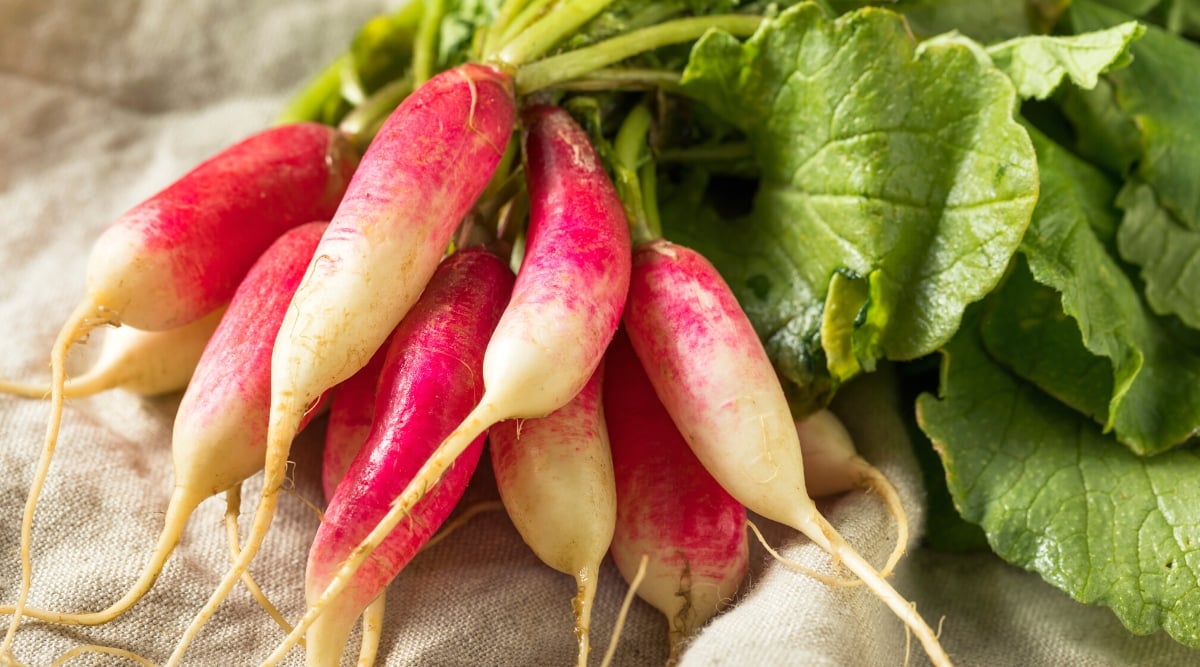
[
  {"x1": 223, "y1": 486, "x2": 299, "y2": 644},
  {"x1": 0, "y1": 380, "x2": 51, "y2": 399},
  {"x1": 573, "y1": 566, "x2": 600, "y2": 667},
  {"x1": 746, "y1": 520, "x2": 859, "y2": 587},
  {"x1": 600, "y1": 554, "x2": 648, "y2": 667},
  {"x1": 800, "y1": 513, "x2": 953, "y2": 667},
  {"x1": 419, "y1": 500, "x2": 504, "y2": 553},
  {"x1": 49, "y1": 645, "x2": 156, "y2": 667},
  {"x1": 0, "y1": 302, "x2": 114, "y2": 661},
  {"x1": 860, "y1": 464, "x2": 909, "y2": 580},
  {"x1": 357, "y1": 593, "x2": 386, "y2": 667},
  {"x1": 164, "y1": 410, "x2": 302, "y2": 667}
]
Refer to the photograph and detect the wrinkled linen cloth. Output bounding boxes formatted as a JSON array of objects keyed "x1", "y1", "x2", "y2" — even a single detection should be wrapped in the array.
[{"x1": 0, "y1": 1, "x2": 1196, "y2": 666}]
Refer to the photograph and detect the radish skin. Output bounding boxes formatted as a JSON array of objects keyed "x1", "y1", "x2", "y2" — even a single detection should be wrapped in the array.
[
  {"x1": 4, "y1": 123, "x2": 358, "y2": 657},
  {"x1": 262, "y1": 102, "x2": 630, "y2": 666},
  {"x1": 322, "y1": 343, "x2": 391, "y2": 502},
  {"x1": 622, "y1": 238, "x2": 952, "y2": 667},
  {"x1": 304, "y1": 248, "x2": 513, "y2": 667},
  {"x1": 0, "y1": 307, "x2": 225, "y2": 399},
  {"x1": 318, "y1": 347, "x2": 393, "y2": 667},
  {"x1": 168, "y1": 63, "x2": 516, "y2": 667},
  {"x1": 604, "y1": 328, "x2": 748, "y2": 661},
  {"x1": 0, "y1": 222, "x2": 331, "y2": 634},
  {"x1": 488, "y1": 365, "x2": 616, "y2": 667}
]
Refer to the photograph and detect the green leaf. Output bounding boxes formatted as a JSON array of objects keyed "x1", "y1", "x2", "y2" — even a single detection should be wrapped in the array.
[
  {"x1": 828, "y1": 0, "x2": 1059, "y2": 42},
  {"x1": 1116, "y1": 181, "x2": 1200, "y2": 330},
  {"x1": 1067, "y1": 1, "x2": 1200, "y2": 327},
  {"x1": 671, "y1": 3, "x2": 1038, "y2": 404},
  {"x1": 981, "y1": 126, "x2": 1200, "y2": 454},
  {"x1": 984, "y1": 21, "x2": 1144, "y2": 100},
  {"x1": 917, "y1": 306, "x2": 1200, "y2": 647}
]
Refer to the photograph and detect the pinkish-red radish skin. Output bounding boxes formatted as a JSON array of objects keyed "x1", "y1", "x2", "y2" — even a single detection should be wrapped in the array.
[
  {"x1": 251, "y1": 101, "x2": 627, "y2": 667},
  {"x1": 489, "y1": 368, "x2": 615, "y2": 577},
  {"x1": 604, "y1": 328, "x2": 747, "y2": 649},
  {"x1": 304, "y1": 249, "x2": 514, "y2": 667},
  {"x1": 623, "y1": 239, "x2": 809, "y2": 528},
  {"x1": 0, "y1": 221, "x2": 332, "y2": 629},
  {"x1": 476, "y1": 103, "x2": 630, "y2": 418},
  {"x1": 489, "y1": 366, "x2": 616, "y2": 667},
  {"x1": 86, "y1": 123, "x2": 358, "y2": 330},
  {"x1": 170, "y1": 64, "x2": 518, "y2": 667},
  {"x1": 621, "y1": 240, "x2": 953, "y2": 667},
  {"x1": 322, "y1": 344, "x2": 390, "y2": 501},
  {"x1": 271, "y1": 63, "x2": 516, "y2": 436},
  {"x1": 173, "y1": 221, "x2": 332, "y2": 502}
]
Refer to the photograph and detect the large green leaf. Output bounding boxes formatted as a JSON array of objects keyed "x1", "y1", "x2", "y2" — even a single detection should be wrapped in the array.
[
  {"x1": 917, "y1": 307, "x2": 1200, "y2": 647},
  {"x1": 981, "y1": 126, "x2": 1200, "y2": 454},
  {"x1": 671, "y1": 3, "x2": 1038, "y2": 404},
  {"x1": 1067, "y1": 1, "x2": 1200, "y2": 328}
]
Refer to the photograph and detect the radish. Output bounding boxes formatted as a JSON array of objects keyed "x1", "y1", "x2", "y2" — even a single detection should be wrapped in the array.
[
  {"x1": 488, "y1": 365, "x2": 616, "y2": 667},
  {"x1": 260, "y1": 101, "x2": 631, "y2": 666},
  {"x1": 304, "y1": 247, "x2": 514, "y2": 666},
  {"x1": 1, "y1": 222, "x2": 331, "y2": 641},
  {"x1": 3, "y1": 122, "x2": 358, "y2": 656},
  {"x1": 0, "y1": 307, "x2": 225, "y2": 399},
  {"x1": 166, "y1": 62, "x2": 518, "y2": 667},
  {"x1": 795, "y1": 408, "x2": 909, "y2": 579},
  {"x1": 603, "y1": 327, "x2": 748, "y2": 661},
  {"x1": 621, "y1": 238, "x2": 952, "y2": 667}
]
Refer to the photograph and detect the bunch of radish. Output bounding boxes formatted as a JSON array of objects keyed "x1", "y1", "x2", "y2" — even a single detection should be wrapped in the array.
[{"x1": 0, "y1": 2, "x2": 950, "y2": 666}]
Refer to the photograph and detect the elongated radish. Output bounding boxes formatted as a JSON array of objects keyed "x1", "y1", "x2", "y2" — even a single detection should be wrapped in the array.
[
  {"x1": 4, "y1": 122, "x2": 358, "y2": 656},
  {"x1": 489, "y1": 365, "x2": 616, "y2": 667},
  {"x1": 169, "y1": 63, "x2": 518, "y2": 666},
  {"x1": 621, "y1": 238, "x2": 952, "y2": 667},
  {"x1": 0, "y1": 307, "x2": 225, "y2": 399},
  {"x1": 261, "y1": 101, "x2": 630, "y2": 666},
  {"x1": 603, "y1": 328, "x2": 748, "y2": 662},
  {"x1": 317, "y1": 352, "x2": 394, "y2": 667},
  {"x1": 0, "y1": 222, "x2": 330, "y2": 637},
  {"x1": 304, "y1": 248, "x2": 513, "y2": 666}
]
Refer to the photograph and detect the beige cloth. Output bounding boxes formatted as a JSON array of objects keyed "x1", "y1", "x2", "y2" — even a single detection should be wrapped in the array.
[{"x1": 0, "y1": 1, "x2": 1195, "y2": 665}]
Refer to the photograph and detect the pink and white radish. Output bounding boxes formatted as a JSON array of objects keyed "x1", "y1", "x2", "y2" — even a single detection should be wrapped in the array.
[
  {"x1": 1, "y1": 221, "x2": 331, "y2": 637},
  {"x1": 304, "y1": 247, "x2": 514, "y2": 666},
  {"x1": 168, "y1": 63, "x2": 518, "y2": 666},
  {"x1": 0, "y1": 307, "x2": 225, "y2": 399},
  {"x1": 262, "y1": 101, "x2": 631, "y2": 665},
  {"x1": 621, "y1": 238, "x2": 952, "y2": 667},
  {"x1": 316, "y1": 344, "x2": 394, "y2": 667},
  {"x1": 4, "y1": 122, "x2": 358, "y2": 655},
  {"x1": 604, "y1": 328, "x2": 748, "y2": 661},
  {"x1": 488, "y1": 365, "x2": 616, "y2": 667}
]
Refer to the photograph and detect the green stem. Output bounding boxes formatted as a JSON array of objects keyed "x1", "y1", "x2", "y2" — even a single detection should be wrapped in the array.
[
  {"x1": 338, "y1": 76, "x2": 415, "y2": 150},
  {"x1": 275, "y1": 55, "x2": 350, "y2": 125},
  {"x1": 541, "y1": 67, "x2": 681, "y2": 92},
  {"x1": 412, "y1": 0, "x2": 444, "y2": 86},
  {"x1": 484, "y1": 0, "x2": 534, "y2": 57},
  {"x1": 497, "y1": 0, "x2": 558, "y2": 53},
  {"x1": 492, "y1": 0, "x2": 619, "y2": 67},
  {"x1": 639, "y1": 160, "x2": 662, "y2": 240},
  {"x1": 515, "y1": 14, "x2": 763, "y2": 94},
  {"x1": 613, "y1": 104, "x2": 655, "y2": 246}
]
